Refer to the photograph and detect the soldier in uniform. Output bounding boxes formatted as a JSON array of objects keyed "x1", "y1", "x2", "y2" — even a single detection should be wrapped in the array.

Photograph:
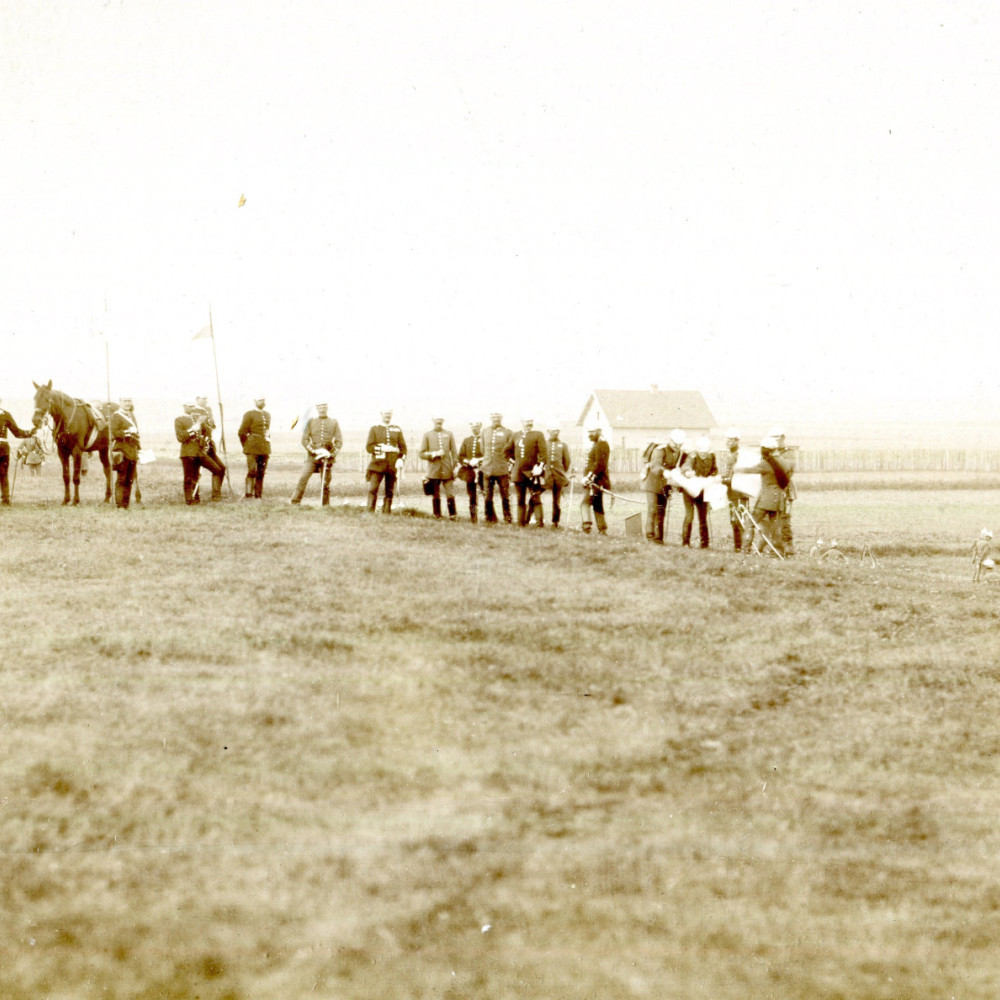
[
  {"x1": 175, "y1": 402, "x2": 225, "y2": 504},
  {"x1": 641, "y1": 428, "x2": 684, "y2": 544},
  {"x1": 291, "y1": 402, "x2": 343, "y2": 506},
  {"x1": 0, "y1": 400, "x2": 33, "y2": 504},
  {"x1": 580, "y1": 425, "x2": 611, "y2": 535},
  {"x1": 680, "y1": 437, "x2": 718, "y2": 548},
  {"x1": 508, "y1": 417, "x2": 547, "y2": 527},
  {"x1": 640, "y1": 439, "x2": 667, "y2": 544},
  {"x1": 194, "y1": 395, "x2": 215, "y2": 431},
  {"x1": 770, "y1": 425, "x2": 796, "y2": 556},
  {"x1": 736, "y1": 436, "x2": 788, "y2": 555},
  {"x1": 119, "y1": 398, "x2": 143, "y2": 504},
  {"x1": 365, "y1": 409, "x2": 406, "y2": 513},
  {"x1": 419, "y1": 416, "x2": 459, "y2": 519},
  {"x1": 544, "y1": 424, "x2": 571, "y2": 528},
  {"x1": 718, "y1": 428, "x2": 750, "y2": 552},
  {"x1": 481, "y1": 412, "x2": 514, "y2": 524},
  {"x1": 18, "y1": 435, "x2": 45, "y2": 476},
  {"x1": 238, "y1": 396, "x2": 271, "y2": 499},
  {"x1": 109, "y1": 399, "x2": 141, "y2": 509},
  {"x1": 457, "y1": 421, "x2": 485, "y2": 522},
  {"x1": 194, "y1": 395, "x2": 222, "y2": 466}
]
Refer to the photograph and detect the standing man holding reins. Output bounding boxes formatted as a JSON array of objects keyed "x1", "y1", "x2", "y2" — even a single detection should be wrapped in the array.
[{"x1": 0, "y1": 398, "x2": 34, "y2": 505}]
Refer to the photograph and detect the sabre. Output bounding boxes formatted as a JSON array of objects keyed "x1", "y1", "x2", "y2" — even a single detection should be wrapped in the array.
[
  {"x1": 10, "y1": 445, "x2": 19, "y2": 503},
  {"x1": 735, "y1": 503, "x2": 784, "y2": 560}
]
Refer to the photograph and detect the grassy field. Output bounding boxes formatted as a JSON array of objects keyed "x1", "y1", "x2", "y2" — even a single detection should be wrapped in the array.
[{"x1": 2, "y1": 460, "x2": 999, "y2": 998}]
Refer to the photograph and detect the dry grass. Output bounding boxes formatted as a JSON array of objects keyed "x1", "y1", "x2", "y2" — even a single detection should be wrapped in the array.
[{"x1": 1, "y1": 462, "x2": 998, "y2": 998}]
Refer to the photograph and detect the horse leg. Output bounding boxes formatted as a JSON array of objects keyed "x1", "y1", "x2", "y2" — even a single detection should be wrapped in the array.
[
  {"x1": 59, "y1": 451, "x2": 71, "y2": 504},
  {"x1": 71, "y1": 451, "x2": 82, "y2": 505},
  {"x1": 100, "y1": 447, "x2": 112, "y2": 503}
]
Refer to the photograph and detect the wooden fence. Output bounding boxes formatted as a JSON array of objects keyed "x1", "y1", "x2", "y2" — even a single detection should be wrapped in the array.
[
  {"x1": 602, "y1": 448, "x2": 1000, "y2": 475},
  {"x1": 141, "y1": 438, "x2": 1000, "y2": 476}
]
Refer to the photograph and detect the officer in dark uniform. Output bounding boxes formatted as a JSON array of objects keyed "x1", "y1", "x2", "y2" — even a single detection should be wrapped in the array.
[
  {"x1": 481, "y1": 412, "x2": 514, "y2": 524},
  {"x1": 544, "y1": 425, "x2": 571, "y2": 528},
  {"x1": 176, "y1": 402, "x2": 225, "y2": 504},
  {"x1": 365, "y1": 409, "x2": 407, "y2": 513},
  {"x1": 291, "y1": 402, "x2": 343, "y2": 505},
  {"x1": 770, "y1": 425, "x2": 796, "y2": 556},
  {"x1": 0, "y1": 400, "x2": 33, "y2": 505},
  {"x1": 508, "y1": 417, "x2": 547, "y2": 527},
  {"x1": 238, "y1": 396, "x2": 271, "y2": 499},
  {"x1": 457, "y1": 421, "x2": 485, "y2": 522},
  {"x1": 109, "y1": 400, "x2": 140, "y2": 509},
  {"x1": 581, "y1": 425, "x2": 611, "y2": 534},
  {"x1": 719, "y1": 428, "x2": 750, "y2": 551}
]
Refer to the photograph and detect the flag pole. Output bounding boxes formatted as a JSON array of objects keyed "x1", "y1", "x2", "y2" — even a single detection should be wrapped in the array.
[
  {"x1": 101, "y1": 298, "x2": 114, "y2": 506},
  {"x1": 208, "y1": 307, "x2": 235, "y2": 497}
]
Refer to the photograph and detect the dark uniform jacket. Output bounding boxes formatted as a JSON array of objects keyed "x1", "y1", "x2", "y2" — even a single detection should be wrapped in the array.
[
  {"x1": 457, "y1": 433, "x2": 484, "y2": 483},
  {"x1": 681, "y1": 452, "x2": 718, "y2": 479},
  {"x1": 0, "y1": 410, "x2": 31, "y2": 456},
  {"x1": 110, "y1": 409, "x2": 140, "y2": 462},
  {"x1": 481, "y1": 424, "x2": 514, "y2": 478},
  {"x1": 366, "y1": 423, "x2": 407, "y2": 473},
  {"x1": 544, "y1": 440, "x2": 571, "y2": 488},
  {"x1": 175, "y1": 413, "x2": 209, "y2": 458},
  {"x1": 584, "y1": 438, "x2": 611, "y2": 489},
  {"x1": 419, "y1": 428, "x2": 458, "y2": 480},
  {"x1": 507, "y1": 430, "x2": 547, "y2": 482},
  {"x1": 238, "y1": 409, "x2": 271, "y2": 456},
  {"x1": 739, "y1": 451, "x2": 791, "y2": 512},
  {"x1": 302, "y1": 415, "x2": 343, "y2": 456}
]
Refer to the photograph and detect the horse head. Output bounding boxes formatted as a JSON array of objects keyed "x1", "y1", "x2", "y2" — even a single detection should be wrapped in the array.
[{"x1": 31, "y1": 380, "x2": 54, "y2": 430}]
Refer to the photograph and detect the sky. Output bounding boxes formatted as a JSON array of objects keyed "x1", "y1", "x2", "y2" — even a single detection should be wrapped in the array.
[{"x1": 2, "y1": 1, "x2": 1000, "y2": 434}]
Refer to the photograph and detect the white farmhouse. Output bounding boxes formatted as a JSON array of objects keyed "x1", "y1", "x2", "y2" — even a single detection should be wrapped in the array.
[{"x1": 577, "y1": 387, "x2": 716, "y2": 451}]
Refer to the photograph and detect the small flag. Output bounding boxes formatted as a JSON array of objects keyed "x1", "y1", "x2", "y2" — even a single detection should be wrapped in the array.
[
  {"x1": 291, "y1": 404, "x2": 316, "y2": 431},
  {"x1": 238, "y1": 194, "x2": 246, "y2": 207},
  {"x1": 192, "y1": 325, "x2": 213, "y2": 341}
]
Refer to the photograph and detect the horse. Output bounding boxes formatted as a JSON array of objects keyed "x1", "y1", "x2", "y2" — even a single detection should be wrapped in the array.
[{"x1": 31, "y1": 380, "x2": 112, "y2": 505}]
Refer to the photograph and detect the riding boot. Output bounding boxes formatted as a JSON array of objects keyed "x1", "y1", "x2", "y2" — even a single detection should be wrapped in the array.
[
  {"x1": 595, "y1": 512, "x2": 608, "y2": 534},
  {"x1": 244, "y1": 476, "x2": 253, "y2": 499},
  {"x1": 447, "y1": 497, "x2": 457, "y2": 520},
  {"x1": 254, "y1": 474, "x2": 264, "y2": 499},
  {"x1": 115, "y1": 482, "x2": 126, "y2": 508},
  {"x1": 432, "y1": 497, "x2": 442, "y2": 518},
  {"x1": 653, "y1": 510, "x2": 665, "y2": 543},
  {"x1": 469, "y1": 501, "x2": 478, "y2": 523},
  {"x1": 211, "y1": 474, "x2": 224, "y2": 501}
]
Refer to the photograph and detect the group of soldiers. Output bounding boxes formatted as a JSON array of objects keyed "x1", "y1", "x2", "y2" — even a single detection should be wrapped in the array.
[
  {"x1": 1, "y1": 392, "x2": 795, "y2": 555},
  {"x1": 170, "y1": 403, "x2": 617, "y2": 533},
  {"x1": 642, "y1": 426, "x2": 796, "y2": 556},
  {"x1": 358, "y1": 410, "x2": 611, "y2": 532}
]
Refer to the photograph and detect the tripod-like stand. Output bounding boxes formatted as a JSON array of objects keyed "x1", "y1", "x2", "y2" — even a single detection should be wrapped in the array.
[{"x1": 732, "y1": 501, "x2": 785, "y2": 560}]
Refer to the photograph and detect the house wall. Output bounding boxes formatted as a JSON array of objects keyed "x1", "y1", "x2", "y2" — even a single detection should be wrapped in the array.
[{"x1": 577, "y1": 422, "x2": 712, "y2": 452}]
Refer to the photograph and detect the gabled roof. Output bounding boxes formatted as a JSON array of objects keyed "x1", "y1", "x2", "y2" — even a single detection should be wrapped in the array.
[{"x1": 578, "y1": 389, "x2": 716, "y2": 429}]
